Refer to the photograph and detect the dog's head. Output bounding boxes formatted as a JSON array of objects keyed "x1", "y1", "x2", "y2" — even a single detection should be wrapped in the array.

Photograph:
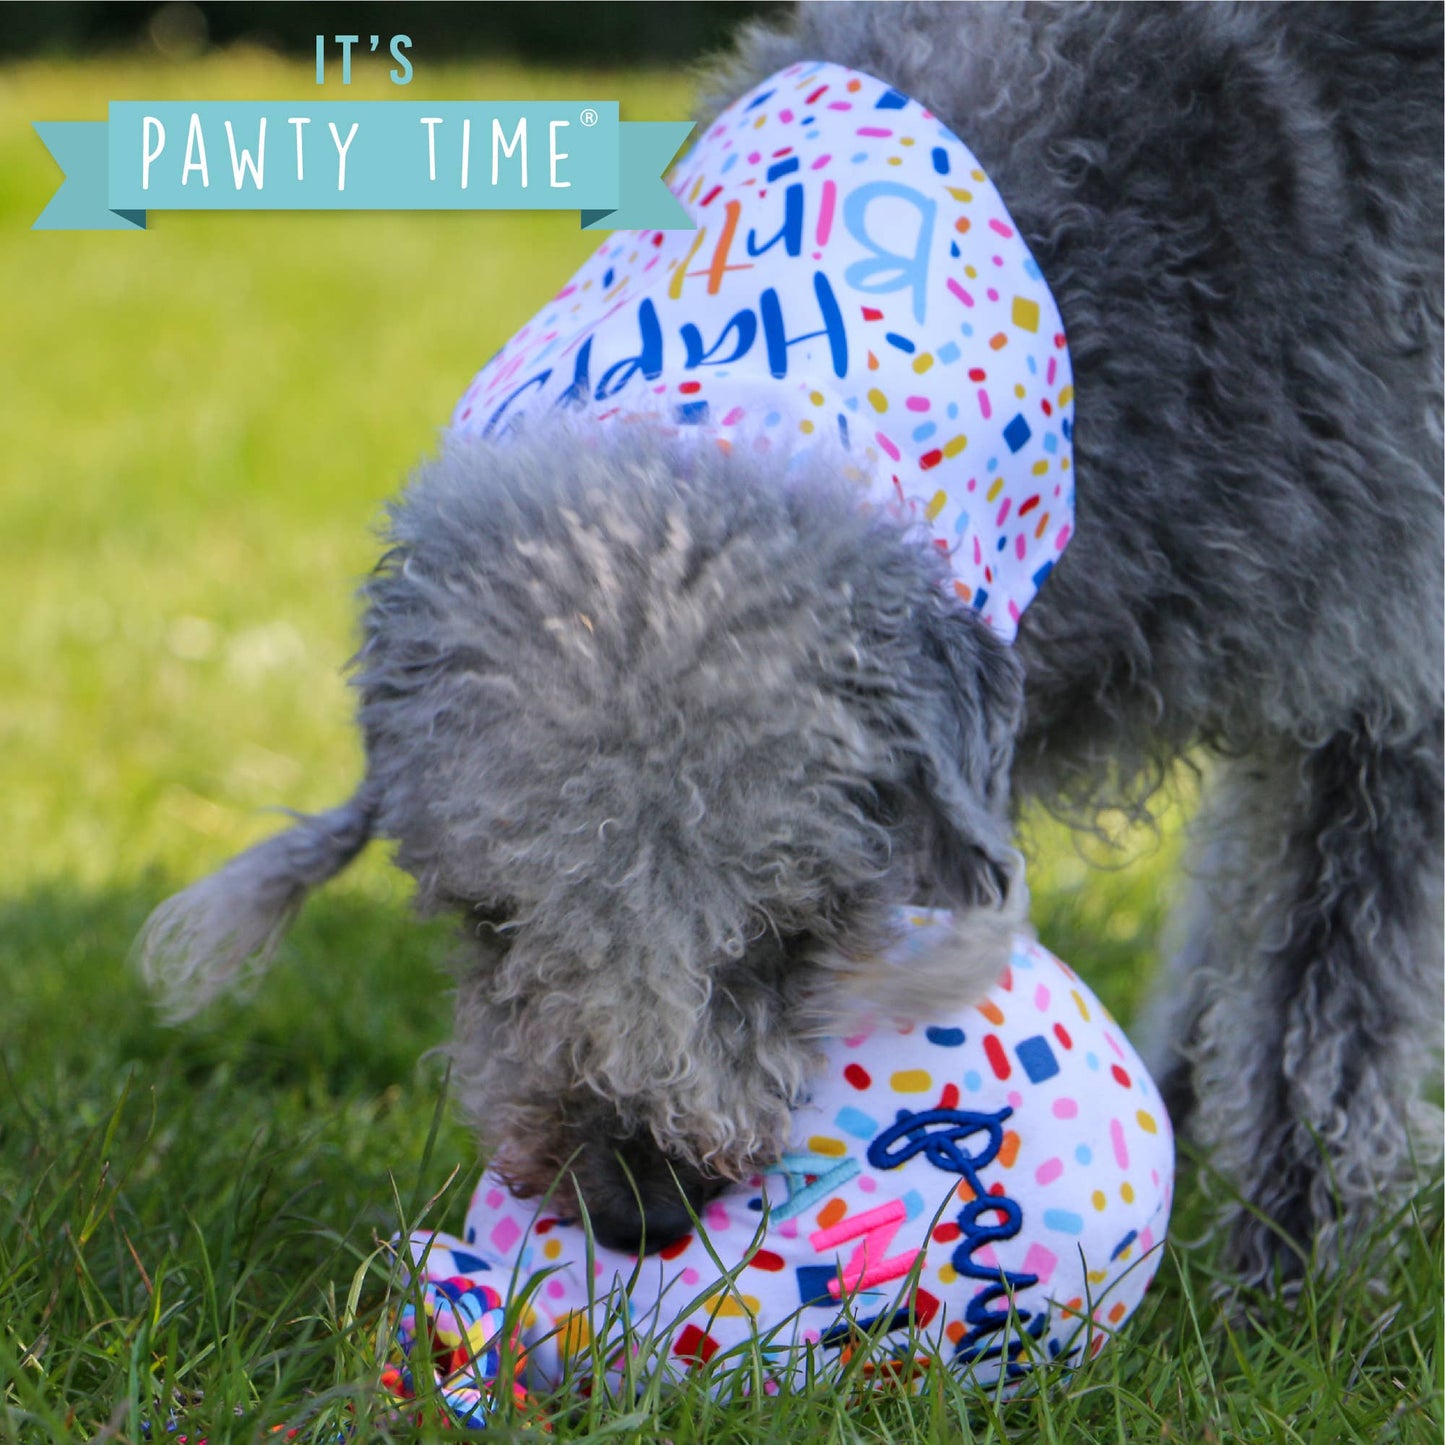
[{"x1": 355, "y1": 421, "x2": 1026, "y2": 1252}]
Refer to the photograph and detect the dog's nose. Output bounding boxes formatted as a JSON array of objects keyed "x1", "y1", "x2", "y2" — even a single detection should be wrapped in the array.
[
  {"x1": 590, "y1": 1185, "x2": 704, "y2": 1255},
  {"x1": 569, "y1": 1129, "x2": 721, "y2": 1255}
]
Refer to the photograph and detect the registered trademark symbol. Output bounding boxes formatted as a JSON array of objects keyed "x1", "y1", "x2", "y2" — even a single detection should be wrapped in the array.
[{"x1": 580, "y1": 108, "x2": 599, "y2": 127}]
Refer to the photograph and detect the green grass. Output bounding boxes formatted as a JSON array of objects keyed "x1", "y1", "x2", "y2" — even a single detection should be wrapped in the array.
[{"x1": 1, "y1": 52, "x2": 1440, "y2": 1444}]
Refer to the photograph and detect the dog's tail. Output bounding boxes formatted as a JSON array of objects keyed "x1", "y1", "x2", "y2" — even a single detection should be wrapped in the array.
[{"x1": 132, "y1": 781, "x2": 379, "y2": 1020}]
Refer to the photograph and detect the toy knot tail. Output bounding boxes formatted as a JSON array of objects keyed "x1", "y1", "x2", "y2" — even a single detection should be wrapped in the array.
[{"x1": 132, "y1": 781, "x2": 380, "y2": 1020}]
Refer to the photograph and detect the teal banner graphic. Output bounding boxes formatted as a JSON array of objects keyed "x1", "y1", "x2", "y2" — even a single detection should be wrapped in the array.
[{"x1": 33, "y1": 102, "x2": 695, "y2": 232}]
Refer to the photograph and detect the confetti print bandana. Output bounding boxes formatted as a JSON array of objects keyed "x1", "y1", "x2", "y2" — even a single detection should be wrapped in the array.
[
  {"x1": 400, "y1": 921, "x2": 1172, "y2": 1414},
  {"x1": 451, "y1": 61, "x2": 1076, "y2": 642}
]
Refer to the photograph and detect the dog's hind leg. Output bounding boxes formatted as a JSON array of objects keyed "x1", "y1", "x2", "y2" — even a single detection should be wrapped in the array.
[{"x1": 1151, "y1": 718, "x2": 1443, "y2": 1283}]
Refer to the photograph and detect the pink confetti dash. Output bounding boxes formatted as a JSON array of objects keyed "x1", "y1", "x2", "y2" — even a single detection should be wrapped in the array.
[
  {"x1": 857, "y1": 126, "x2": 893, "y2": 138},
  {"x1": 977, "y1": 388, "x2": 992, "y2": 420},
  {"x1": 1056, "y1": 523, "x2": 1072, "y2": 550},
  {"x1": 816, "y1": 178, "x2": 836, "y2": 247},
  {"x1": 810, "y1": 152, "x2": 833, "y2": 171},
  {"x1": 876, "y1": 431, "x2": 901, "y2": 462},
  {"x1": 988, "y1": 218, "x2": 1015, "y2": 238},
  {"x1": 1110, "y1": 1118, "x2": 1130, "y2": 1169},
  {"x1": 946, "y1": 278, "x2": 974, "y2": 307}
]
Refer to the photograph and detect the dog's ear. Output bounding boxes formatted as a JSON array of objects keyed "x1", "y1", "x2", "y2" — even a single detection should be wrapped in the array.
[{"x1": 903, "y1": 601, "x2": 1025, "y2": 910}]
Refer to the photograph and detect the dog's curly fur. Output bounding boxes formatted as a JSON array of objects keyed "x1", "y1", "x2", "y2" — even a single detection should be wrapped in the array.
[{"x1": 137, "y1": 2, "x2": 1443, "y2": 1276}]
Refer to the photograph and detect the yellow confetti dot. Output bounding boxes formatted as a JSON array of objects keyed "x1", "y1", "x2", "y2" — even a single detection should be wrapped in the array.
[
  {"x1": 544, "y1": 1239, "x2": 562, "y2": 1260},
  {"x1": 912, "y1": 353, "x2": 934, "y2": 374},
  {"x1": 1121, "y1": 1182, "x2": 1136, "y2": 1204},
  {"x1": 1091, "y1": 1190, "x2": 1107, "y2": 1212},
  {"x1": 900, "y1": 136, "x2": 915, "y2": 146},
  {"x1": 867, "y1": 387, "x2": 888, "y2": 413},
  {"x1": 890, "y1": 1069, "x2": 933, "y2": 1093},
  {"x1": 808, "y1": 1135, "x2": 848, "y2": 1157},
  {"x1": 1032, "y1": 460, "x2": 1049, "y2": 475},
  {"x1": 559, "y1": 1311, "x2": 590, "y2": 1354},
  {"x1": 943, "y1": 434, "x2": 968, "y2": 458},
  {"x1": 924, "y1": 490, "x2": 947, "y2": 522},
  {"x1": 800, "y1": 419, "x2": 815, "y2": 435},
  {"x1": 1061, "y1": 457, "x2": 1070, "y2": 470},
  {"x1": 970, "y1": 167, "x2": 985, "y2": 181},
  {"x1": 1011, "y1": 296, "x2": 1041, "y2": 332},
  {"x1": 1137, "y1": 1110, "x2": 1158, "y2": 1134},
  {"x1": 809, "y1": 390, "x2": 825, "y2": 406},
  {"x1": 947, "y1": 186, "x2": 974, "y2": 203},
  {"x1": 887, "y1": 156, "x2": 903, "y2": 167},
  {"x1": 986, "y1": 477, "x2": 1005, "y2": 502},
  {"x1": 938, "y1": 1263, "x2": 958, "y2": 1284},
  {"x1": 715, "y1": 1294, "x2": 761, "y2": 1318},
  {"x1": 964, "y1": 264, "x2": 978, "y2": 279},
  {"x1": 1071, "y1": 989, "x2": 1092, "y2": 1022},
  {"x1": 1058, "y1": 385, "x2": 1075, "y2": 407}
]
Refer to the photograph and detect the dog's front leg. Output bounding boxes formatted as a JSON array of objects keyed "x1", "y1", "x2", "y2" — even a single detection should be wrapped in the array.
[{"x1": 1145, "y1": 719, "x2": 1443, "y2": 1284}]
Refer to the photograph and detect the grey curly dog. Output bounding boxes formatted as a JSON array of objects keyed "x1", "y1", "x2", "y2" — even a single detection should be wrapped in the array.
[{"x1": 136, "y1": 2, "x2": 1443, "y2": 1282}]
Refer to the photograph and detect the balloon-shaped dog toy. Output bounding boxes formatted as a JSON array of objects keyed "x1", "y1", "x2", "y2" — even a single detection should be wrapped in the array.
[{"x1": 393, "y1": 914, "x2": 1173, "y2": 1424}]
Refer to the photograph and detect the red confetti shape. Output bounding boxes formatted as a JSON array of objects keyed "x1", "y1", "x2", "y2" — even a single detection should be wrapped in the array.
[
  {"x1": 1053, "y1": 1022, "x2": 1073, "y2": 1049},
  {"x1": 938, "y1": 1082, "x2": 960, "y2": 1110},
  {"x1": 1111, "y1": 1064, "x2": 1133, "y2": 1089},
  {"x1": 984, "y1": 1034, "x2": 1011, "y2": 1080},
  {"x1": 919, "y1": 448, "x2": 943, "y2": 470},
  {"x1": 659, "y1": 1234, "x2": 696, "y2": 1260},
  {"x1": 843, "y1": 1062, "x2": 871, "y2": 1090},
  {"x1": 674, "y1": 1323, "x2": 719, "y2": 1364},
  {"x1": 748, "y1": 1249, "x2": 786, "y2": 1272}
]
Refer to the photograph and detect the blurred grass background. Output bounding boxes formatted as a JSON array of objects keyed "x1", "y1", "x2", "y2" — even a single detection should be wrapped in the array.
[{"x1": 0, "y1": 45, "x2": 1436, "y2": 1445}]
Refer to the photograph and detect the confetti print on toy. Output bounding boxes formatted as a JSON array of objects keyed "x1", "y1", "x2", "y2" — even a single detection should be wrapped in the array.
[{"x1": 448, "y1": 59, "x2": 1075, "y2": 645}]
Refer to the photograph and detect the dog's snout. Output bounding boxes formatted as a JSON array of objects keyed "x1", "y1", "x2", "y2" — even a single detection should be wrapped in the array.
[{"x1": 568, "y1": 1124, "x2": 721, "y2": 1256}]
